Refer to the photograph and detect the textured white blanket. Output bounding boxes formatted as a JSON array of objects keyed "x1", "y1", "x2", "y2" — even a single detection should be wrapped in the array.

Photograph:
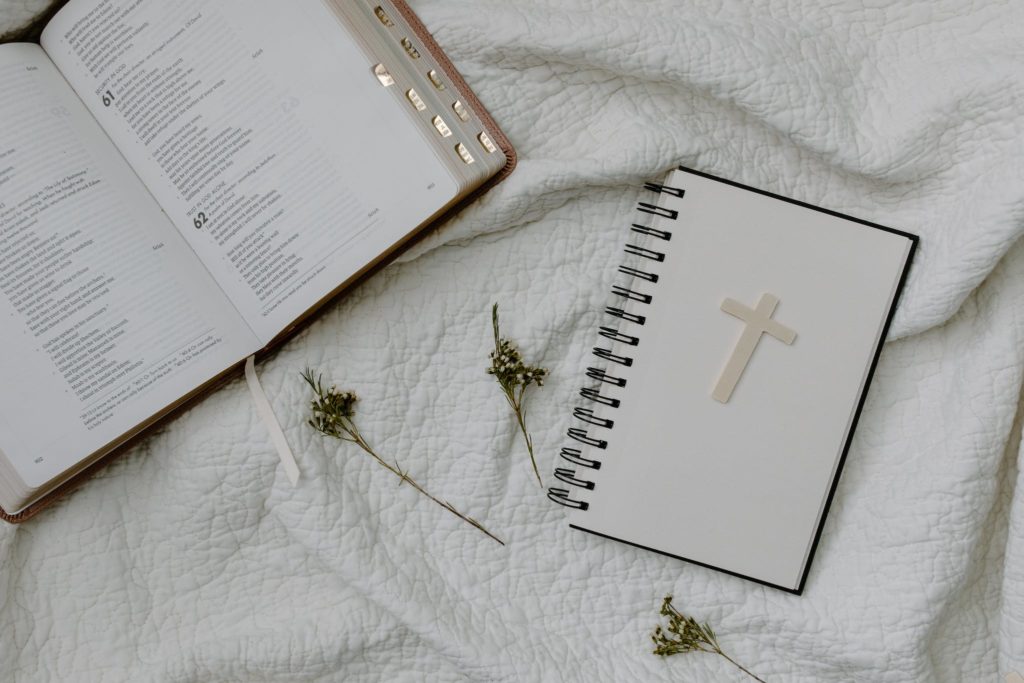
[{"x1": 2, "y1": 0, "x2": 1024, "y2": 680}]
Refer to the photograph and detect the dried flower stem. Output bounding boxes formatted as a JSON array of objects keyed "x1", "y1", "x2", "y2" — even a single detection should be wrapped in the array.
[
  {"x1": 302, "y1": 369, "x2": 504, "y2": 546},
  {"x1": 487, "y1": 304, "x2": 548, "y2": 488},
  {"x1": 652, "y1": 596, "x2": 765, "y2": 682}
]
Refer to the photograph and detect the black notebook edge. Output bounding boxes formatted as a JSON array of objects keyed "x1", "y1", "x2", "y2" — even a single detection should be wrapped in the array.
[
  {"x1": 570, "y1": 165, "x2": 919, "y2": 596},
  {"x1": 677, "y1": 165, "x2": 920, "y2": 242}
]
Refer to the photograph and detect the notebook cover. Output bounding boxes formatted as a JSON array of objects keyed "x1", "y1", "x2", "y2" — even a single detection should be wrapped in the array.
[
  {"x1": 0, "y1": 0, "x2": 516, "y2": 523},
  {"x1": 554, "y1": 166, "x2": 917, "y2": 594}
]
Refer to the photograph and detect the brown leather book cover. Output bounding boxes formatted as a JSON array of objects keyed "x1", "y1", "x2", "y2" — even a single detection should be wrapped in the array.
[{"x1": 0, "y1": 0, "x2": 516, "y2": 523}]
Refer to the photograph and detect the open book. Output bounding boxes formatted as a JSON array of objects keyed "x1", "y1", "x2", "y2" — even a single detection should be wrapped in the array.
[{"x1": 0, "y1": 0, "x2": 515, "y2": 520}]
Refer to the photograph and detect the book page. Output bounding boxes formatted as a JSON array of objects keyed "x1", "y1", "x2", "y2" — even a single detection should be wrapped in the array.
[
  {"x1": 42, "y1": 0, "x2": 461, "y2": 343},
  {"x1": 0, "y1": 43, "x2": 256, "y2": 492}
]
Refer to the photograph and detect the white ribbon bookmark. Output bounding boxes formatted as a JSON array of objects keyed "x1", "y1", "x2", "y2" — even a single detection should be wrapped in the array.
[{"x1": 244, "y1": 356, "x2": 300, "y2": 486}]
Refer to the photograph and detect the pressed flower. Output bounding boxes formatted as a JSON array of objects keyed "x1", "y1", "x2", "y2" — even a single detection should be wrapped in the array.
[
  {"x1": 652, "y1": 596, "x2": 765, "y2": 682},
  {"x1": 303, "y1": 369, "x2": 504, "y2": 546},
  {"x1": 486, "y1": 304, "x2": 549, "y2": 487}
]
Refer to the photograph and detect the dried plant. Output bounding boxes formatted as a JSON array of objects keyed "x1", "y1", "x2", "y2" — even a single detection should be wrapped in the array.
[
  {"x1": 302, "y1": 369, "x2": 504, "y2": 546},
  {"x1": 652, "y1": 596, "x2": 765, "y2": 682},
  {"x1": 487, "y1": 303, "x2": 549, "y2": 487}
]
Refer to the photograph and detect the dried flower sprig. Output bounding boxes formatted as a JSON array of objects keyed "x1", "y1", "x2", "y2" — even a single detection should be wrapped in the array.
[
  {"x1": 486, "y1": 303, "x2": 549, "y2": 487},
  {"x1": 652, "y1": 596, "x2": 765, "y2": 682},
  {"x1": 302, "y1": 369, "x2": 505, "y2": 546}
]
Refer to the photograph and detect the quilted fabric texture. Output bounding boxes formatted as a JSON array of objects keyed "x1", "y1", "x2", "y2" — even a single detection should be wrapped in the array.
[{"x1": 2, "y1": 0, "x2": 1024, "y2": 680}]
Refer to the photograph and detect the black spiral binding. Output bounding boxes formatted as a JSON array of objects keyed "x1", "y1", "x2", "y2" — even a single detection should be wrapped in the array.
[{"x1": 547, "y1": 181, "x2": 682, "y2": 512}]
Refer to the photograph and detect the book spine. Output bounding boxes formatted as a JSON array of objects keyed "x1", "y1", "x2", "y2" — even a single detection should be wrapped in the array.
[{"x1": 546, "y1": 181, "x2": 682, "y2": 511}]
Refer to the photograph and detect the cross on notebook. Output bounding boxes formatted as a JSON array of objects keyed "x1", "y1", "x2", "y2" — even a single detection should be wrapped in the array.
[{"x1": 713, "y1": 293, "x2": 797, "y2": 403}]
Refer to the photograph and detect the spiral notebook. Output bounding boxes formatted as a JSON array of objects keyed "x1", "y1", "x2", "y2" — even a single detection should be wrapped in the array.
[{"x1": 549, "y1": 167, "x2": 917, "y2": 594}]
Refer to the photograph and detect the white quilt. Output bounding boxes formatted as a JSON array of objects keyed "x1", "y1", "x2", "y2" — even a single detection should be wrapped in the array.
[{"x1": 2, "y1": 0, "x2": 1024, "y2": 680}]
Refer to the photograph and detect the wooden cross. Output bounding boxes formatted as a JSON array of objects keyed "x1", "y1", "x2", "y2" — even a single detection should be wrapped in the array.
[{"x1": 713, "y1": 293, "x2": 796, "y2": 404}]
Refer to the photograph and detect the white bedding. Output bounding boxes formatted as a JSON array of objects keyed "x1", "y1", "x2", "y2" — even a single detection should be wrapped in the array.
[{"x1": 2, "y1": 0, "x2": 1024, "y2": 680}]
